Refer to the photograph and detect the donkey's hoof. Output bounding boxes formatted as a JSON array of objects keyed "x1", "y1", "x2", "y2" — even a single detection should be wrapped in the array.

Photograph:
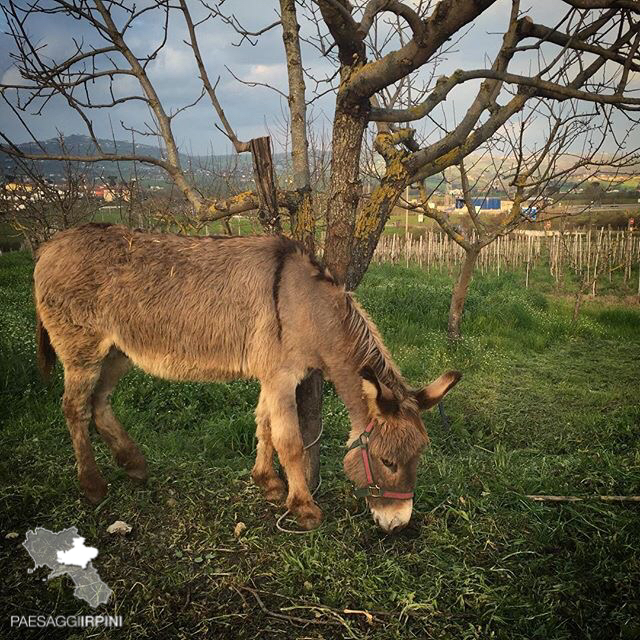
[
  {"x1": 81, "y1": 474, "x2": 108, "y2": 504},
  {"x1": 294, "y1": 503, "x2": 324, "y2": 530},
  {"x1": 125, "y1": 461, "x2": 149, "y2": 485},
  {"x1": 264, "y1": 482, "x2": 287, "y2": 505},
  {"x1": 252, "y1": 471, "x2": 287, "y2": 505},
  {"x1": 117, "y1": 451, "x2": 148, "y2": 484}
]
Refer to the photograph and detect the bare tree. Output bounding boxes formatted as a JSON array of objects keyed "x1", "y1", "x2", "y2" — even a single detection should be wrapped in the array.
[
  {"x1": 307, "y1": 0, "x2": 640, "y2": 289},
  {"x1": 2, "y1": 0, "x2": 640, "y2": 479},
  {"x1": 403, "y1": 101, "x2": 638, "y2": 337},
  {"x1": 0, "y1": 137, "x2": 99, "y2": 251}
]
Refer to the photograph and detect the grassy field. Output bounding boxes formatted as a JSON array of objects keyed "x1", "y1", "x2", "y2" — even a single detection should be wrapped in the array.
[{"x1": 1, "y1": 251, "x2": 639, "y2": 639}]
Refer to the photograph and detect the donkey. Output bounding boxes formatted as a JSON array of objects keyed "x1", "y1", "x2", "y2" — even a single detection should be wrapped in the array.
[{"x1": 34, "y1": 223, "x2": 461, "y2": 532}]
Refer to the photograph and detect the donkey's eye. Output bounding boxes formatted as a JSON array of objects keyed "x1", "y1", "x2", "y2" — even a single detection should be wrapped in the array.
[{"x1": 381, "y1": 458, "x2": 397, "y2": 472}]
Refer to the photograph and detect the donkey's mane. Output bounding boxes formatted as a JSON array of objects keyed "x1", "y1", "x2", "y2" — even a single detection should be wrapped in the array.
[{"x1": 343, "y1": 294, "x2": 408, "y2": 399}]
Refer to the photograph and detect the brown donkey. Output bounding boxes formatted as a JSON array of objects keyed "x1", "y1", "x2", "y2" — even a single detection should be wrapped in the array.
[{"x1": 34, "y1": 224, "x2": 460, "y2": 532}]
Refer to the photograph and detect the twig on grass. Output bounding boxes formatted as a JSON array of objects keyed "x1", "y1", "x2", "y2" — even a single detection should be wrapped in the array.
[
  {"x1": 526, "y1": 495, "x2": 640, "y2": 503},
  {"x1": 238, "y1": 583, "x2": 476, "y2": 628},
  {"x1": 238, "y1": 586, "x2": 341, "y2": 627},
  {"x1": 343, "y1": 608, "x2": 375, "y2": 625}
]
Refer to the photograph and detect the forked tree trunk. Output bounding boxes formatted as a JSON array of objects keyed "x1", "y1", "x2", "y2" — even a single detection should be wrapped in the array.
[{"x1": 448, "y1": 246, "x2": 480, "y2": 339}]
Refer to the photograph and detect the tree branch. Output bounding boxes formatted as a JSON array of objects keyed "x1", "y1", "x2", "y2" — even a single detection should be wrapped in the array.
[
  {"x1": 91, "y1": 0, "x2": 202, "y2": 210},
  {"x1": 357, "y1": 0, "x2": 425, "y2": 40},
  {"x1": 280, "y1": 0, "x2": 316, "y2": 251},
  {"x1": 179, "y1": 0, "x2": 250, "y2": 153},
  {"x1": 315, "y1": 0, "x2": 364, "y2": 66},
  {"x1": 561, "y1": 0, "x2": 639, "y2": 10},
  {"x1": 519, "y1": 18, "x2": 640, "y2": 71},
  {"x1": 342, "y1": 0, "x2": 498, "y2": 102}
]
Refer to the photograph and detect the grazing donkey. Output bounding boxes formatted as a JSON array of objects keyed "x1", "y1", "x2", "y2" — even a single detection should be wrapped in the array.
[{"x1": 34, "y1": 224, "x2": 460, "y2": 532}]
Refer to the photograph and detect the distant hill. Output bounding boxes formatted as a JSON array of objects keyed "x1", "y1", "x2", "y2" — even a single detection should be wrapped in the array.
[
  {"x1": 9, "y1": 134, "x2": 172, "y2": 159},
  {"x1": 0, "y1": 135, "x2": 257, "y2": 183},
  {"x1": 5, "y1": 135, "x2": 634, "y2": 193}
]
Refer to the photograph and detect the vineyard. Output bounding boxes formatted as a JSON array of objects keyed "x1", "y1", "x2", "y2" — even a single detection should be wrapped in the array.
[{"x1": 374, "y1": 229, "x2": 640, "y2": 294}]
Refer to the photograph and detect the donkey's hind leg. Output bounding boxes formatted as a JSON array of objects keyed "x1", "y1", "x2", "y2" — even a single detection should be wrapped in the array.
[
  {"x1": 251, "y1": 389, "x2": 286, "y2": 504},
  {"x1": 62, "y1": 364, "x2": 107, "y2": 504},
  {"x1": 92, "y1": 348, "x2": 148, "y2": 484},
  {"x1": 263, "y1": 377, "x2": 323, "y2": 530}
]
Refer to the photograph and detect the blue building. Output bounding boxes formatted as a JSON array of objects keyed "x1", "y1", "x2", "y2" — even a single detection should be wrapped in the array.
[{"x1": 455, "y1": 196, "x2": 501, "y2": 210}]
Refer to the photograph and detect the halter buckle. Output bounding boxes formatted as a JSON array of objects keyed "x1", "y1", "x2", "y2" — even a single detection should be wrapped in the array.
[
  {"x1": 367, "y1": 484, "x2": 383, "y2": 498},
  {"x1": 347, "y1": 430, "x2": 371, "y2": 452}
]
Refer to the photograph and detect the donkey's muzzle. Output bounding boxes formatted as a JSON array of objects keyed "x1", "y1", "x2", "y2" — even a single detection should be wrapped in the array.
[{"x1": 371, "y1": 499, "x2": 413, "y2": 533}]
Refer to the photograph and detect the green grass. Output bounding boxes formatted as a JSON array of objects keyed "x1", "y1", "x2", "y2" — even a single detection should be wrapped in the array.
[
  {"x1": 0, "y1": 222, "x2": 22, "y2": 251},
  {"x1": 1, "y1": 252, "x2": 640, "y2": 639}
]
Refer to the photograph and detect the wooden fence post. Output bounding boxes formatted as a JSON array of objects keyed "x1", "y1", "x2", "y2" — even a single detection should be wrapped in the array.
[{"x1": 249, "y1": 136, "x2": 280, "y2": 234}]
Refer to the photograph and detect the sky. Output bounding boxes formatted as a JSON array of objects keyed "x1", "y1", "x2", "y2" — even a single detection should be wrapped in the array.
[{"x1": 0, "y1": 1, "x2": 635, "y2": 157}]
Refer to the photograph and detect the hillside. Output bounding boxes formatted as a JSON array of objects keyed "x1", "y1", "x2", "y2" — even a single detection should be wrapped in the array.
[{"x1": 0, "y1": 135, "x2": 256, "y2": 182}]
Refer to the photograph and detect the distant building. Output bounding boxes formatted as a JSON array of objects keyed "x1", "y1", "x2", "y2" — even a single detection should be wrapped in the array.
[
  {"x1": 455, "y1": 196, "x2": 501, "y2": 211},
  {"x1": 4, "y1": 181, "x2": 35, "y2": 193},
  {"x1": 1, "y1": 181, "x2": 44, "y2": 210},
  {"x1": 93, "y1": 185, "x2": 130, "y2": 202}
]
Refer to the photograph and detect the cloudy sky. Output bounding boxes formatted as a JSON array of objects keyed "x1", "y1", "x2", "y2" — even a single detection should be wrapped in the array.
[{"x1": 0, "y1": 1, "x2": 631, "y2": 156}]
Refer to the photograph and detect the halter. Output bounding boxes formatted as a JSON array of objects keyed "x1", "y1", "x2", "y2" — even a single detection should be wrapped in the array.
[{"x1": 347, "y1": 420, "x2": 414, "y2": 501}]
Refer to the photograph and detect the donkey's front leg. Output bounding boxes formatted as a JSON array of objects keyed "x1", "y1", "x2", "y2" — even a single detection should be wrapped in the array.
[
  {"x1": 264, "y1": 380, "x2": 323, "y2": 530},
  {"x1": 252, "y1": 389, "x2": 287, "y2": 504}
]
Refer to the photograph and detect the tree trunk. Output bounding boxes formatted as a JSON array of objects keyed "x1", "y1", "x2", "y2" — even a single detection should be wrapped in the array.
[
  {"x1": 448, "y1": 246, "x2": 480, "y2": 339},
  {"x1": 280, "y1": 0, "x2": 321, "y2": 489},
  {"x1": 250, "y1": 136, "x2": 281, "y2": 234},
  {"x1": 323, "y1": 102, "x2": 369, "y2": 286},
  {"x1": 295, "y1": 370, "x2": 323, "y2": 489}
]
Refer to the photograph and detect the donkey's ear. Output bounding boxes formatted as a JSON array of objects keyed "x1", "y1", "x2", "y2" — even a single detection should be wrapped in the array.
[
  {"x1": 414, "y1": 370, "x2": 462, "y2": 411},
  {"x1": 360, "y1": 367, "x2": 400, "y2": 416}
]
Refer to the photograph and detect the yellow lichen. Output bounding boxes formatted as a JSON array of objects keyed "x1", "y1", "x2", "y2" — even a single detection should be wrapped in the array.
[
  {"x1": 354, "y1": 176, "x2": 406, "y2": 239},
  {"x1": 293, "y1": 193, "x2": 315, "y2": 239},
  {"x1": 207, "y1": 190, "x2": 255, "y2": 214}
]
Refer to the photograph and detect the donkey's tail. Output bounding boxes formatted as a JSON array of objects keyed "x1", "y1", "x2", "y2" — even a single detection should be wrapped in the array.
[{"x1": 35, "y1": 307, "x2": 56, "y2": 380}]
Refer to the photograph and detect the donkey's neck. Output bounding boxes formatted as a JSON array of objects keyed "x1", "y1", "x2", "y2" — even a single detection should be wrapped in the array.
[
  {"x1": 325, "y1": 301, "x2": 410, "y2": 444},
  {"x1": 341, "y1": 293, "x2": 408, "y2": 398},
  {"x1": 329, "y1": 365, "x2": 372, "y2": 445}
]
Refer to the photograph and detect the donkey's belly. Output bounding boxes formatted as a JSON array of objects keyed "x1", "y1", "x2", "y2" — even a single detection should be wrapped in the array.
[{"x1": 116, "y1": 342, "x2": 249, "y2": 383}]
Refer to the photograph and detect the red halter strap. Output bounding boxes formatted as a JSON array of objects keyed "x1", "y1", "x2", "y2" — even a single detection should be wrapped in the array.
[{"x1": 348, "y1": 420, "x2": 414, "y2": 501}]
